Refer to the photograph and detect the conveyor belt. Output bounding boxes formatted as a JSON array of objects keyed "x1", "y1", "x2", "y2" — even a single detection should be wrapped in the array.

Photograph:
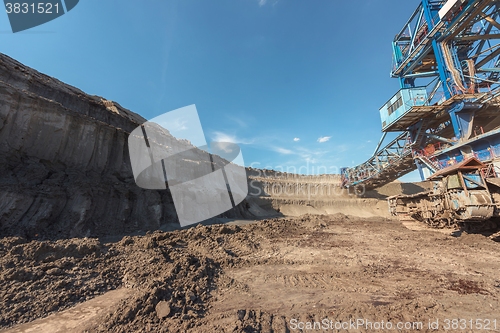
[{"x1": 341, "y1": 132, "x2": 417, "y2": 191}]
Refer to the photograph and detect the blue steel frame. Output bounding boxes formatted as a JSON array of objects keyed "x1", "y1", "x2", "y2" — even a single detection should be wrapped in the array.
[{"x1": 342, "y1": 0, "x2": 500, "y2": 189}]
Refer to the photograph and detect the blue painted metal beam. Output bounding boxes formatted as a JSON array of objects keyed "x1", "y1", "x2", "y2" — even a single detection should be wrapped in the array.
[{"x1": 342, "y1": 0, "x2": 500, "y2": 189}]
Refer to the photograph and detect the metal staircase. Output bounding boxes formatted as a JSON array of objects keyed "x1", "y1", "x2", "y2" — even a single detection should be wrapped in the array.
[{"x1": 416, "y1": 155, "x2": 440, "y2": 172}]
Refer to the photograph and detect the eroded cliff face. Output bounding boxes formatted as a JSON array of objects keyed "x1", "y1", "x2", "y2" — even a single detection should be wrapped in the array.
[
  {"x1": 245, "y1": 169, "x2": 392, "y2": 217},
  {"x1": 0, "y1": 53, "x2": 387, "y2": 239},
  {"x1": 0, "y1": 54, "x2": 254, "y2": 239}
]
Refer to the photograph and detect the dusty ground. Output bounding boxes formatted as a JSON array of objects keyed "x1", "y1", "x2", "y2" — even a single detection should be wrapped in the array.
[{"x1": 1, "y1": 214, "x2": 499, "y2": 332}]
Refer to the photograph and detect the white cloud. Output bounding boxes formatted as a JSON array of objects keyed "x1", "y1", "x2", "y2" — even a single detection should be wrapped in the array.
[
  {"x1": 212, "y1": 131, "x2": 253, "y2": 144},
  {"x1": 258, "y1": 0, "x2": 267, "y2": 6},
  {"x1": 293, "y1": 137, "x2": 300, "y2": 142},
  {"x1": 212, "y1": 131, "x2": 237, "y2": 144},
  {"x1": 209, "y1": 132, "x2": 252, "y2": 162},
  {"x1": 211, "y1": 141, "x2": 237, "y2": 154},
  {"x1": 210, "y1": 131, "x2": 255, "y2": 153},
  {"x1": 317, "y1": 136, "x2": 331, "y2": 143},
  {"x1": 273, "y1": 147, "x2": 293, "y2": 155},
  {"x1": 171, "y1": 119, "x2": 188, "y2": 131}
]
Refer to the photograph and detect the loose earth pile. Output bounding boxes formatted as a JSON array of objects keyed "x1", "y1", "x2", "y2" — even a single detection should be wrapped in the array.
[{"x1": 1, "y1": 214, "x2": 499, "y2": 332}]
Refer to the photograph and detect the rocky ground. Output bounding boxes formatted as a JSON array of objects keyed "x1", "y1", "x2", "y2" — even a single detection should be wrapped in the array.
[{"x1": 1, "y1": 214, "x2": 499, "y2": 333}]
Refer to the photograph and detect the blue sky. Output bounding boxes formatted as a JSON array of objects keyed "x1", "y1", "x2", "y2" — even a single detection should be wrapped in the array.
[{"x1": 1, "y1": 0, "x2": 422, "y2": 180}]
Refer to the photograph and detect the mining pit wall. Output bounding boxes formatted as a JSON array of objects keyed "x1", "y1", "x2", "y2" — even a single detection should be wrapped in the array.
[
  {"x1": 0, "y1": 53, "x2": 401, "y2": 239},
  {"x1": 245, "y1": 168, "x2": 392, "y2": 218}
]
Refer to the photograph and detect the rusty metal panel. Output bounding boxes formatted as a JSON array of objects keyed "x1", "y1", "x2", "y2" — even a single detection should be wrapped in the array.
[{"x1": 447, "y1": 174, "x2": 462, "y2": 189}]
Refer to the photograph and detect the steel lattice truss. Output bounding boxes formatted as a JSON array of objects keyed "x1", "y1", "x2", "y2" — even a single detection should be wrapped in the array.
[
  {"x1": 341, "y1": 132, "x2": 415, "y2": 190},
  {"x1": 392, "y1": 0, "x2": 500, "y2": 98},
  {"x1": 342, "y1": 0, "x2": 500, "y2": 189}
]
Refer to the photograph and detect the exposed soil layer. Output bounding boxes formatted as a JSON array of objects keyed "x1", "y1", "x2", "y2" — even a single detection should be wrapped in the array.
[
  {"x1": 1, "y1": 214, "x2": 499, "y2": 332},
  {"x1": 0, "y1": 53, "x2": 259, "y2": 240},
  {"x1": 0, "y1": 52, "x2": 427, "y2": 242}
]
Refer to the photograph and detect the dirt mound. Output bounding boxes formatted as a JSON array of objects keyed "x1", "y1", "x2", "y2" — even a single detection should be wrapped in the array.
[
  {"x1": 365, "y1": 181, "x2": 432, "y2": 199},
  {"x1": 0, "y1": 237, "x2": 121, "y2": 327},
  {"x1": 2, "y1": 214, "x2": 499, "y2": 332}
]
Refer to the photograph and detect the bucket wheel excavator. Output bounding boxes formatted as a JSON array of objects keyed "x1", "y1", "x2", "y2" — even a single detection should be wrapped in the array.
[{"x1": 341, "y1": 0, "x2": 500, "y2": 230}]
